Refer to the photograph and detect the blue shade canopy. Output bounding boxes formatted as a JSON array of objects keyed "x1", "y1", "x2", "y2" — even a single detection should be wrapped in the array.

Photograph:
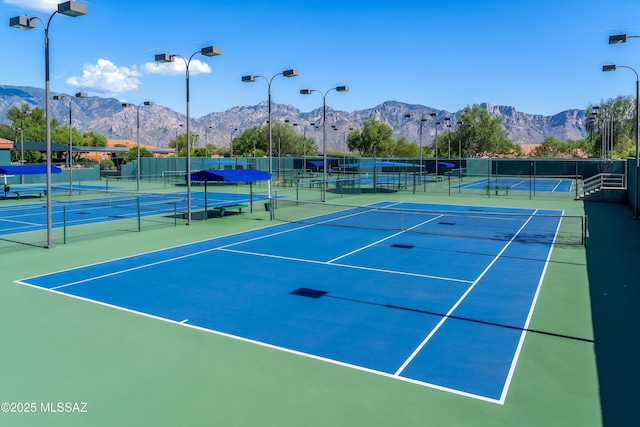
[
  {"x1": 343, "y1": 161, "x2": 422, "y2": 168},
  {"x1": 189, "y1": 169, "x2": 271, "y2": 182},
  {"x1": 0, "y1": 165, "x2": 62, "y2": 175}
]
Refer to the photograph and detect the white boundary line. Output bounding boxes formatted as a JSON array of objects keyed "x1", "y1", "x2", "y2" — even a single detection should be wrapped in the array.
[
  {"x1": 497, "y1": 210, "x2": 564, "y2": 404},
  {"x1": 393, "y1": 209, "x2": 540, "y2": 380},
  {"x1": 13, "y1": 201, "x2": 564, "y2": 404},
  {"x1": 219, "y1": 247, "x2": 474, "y2": 284},
  {"x1": 327, "y1": 214, "x2": 444, "y2": 263},
  {"x1": 13, "y1": 279, "x2": 501, "y2": 405}
]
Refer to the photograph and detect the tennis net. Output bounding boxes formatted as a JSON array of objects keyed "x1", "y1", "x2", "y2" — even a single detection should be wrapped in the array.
[{"x1": 272, "y1": 199, "x2": 587, "y2": 246}]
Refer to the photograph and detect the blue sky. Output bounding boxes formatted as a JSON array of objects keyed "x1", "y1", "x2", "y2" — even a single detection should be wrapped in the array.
[{"x1": 1, "y1": 0, "x2": 638, "y2": 118}]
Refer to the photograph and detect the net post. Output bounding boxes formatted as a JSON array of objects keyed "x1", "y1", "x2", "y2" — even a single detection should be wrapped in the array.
[
  {"x1": 137, "y1": 196, "x2": 141, "y2": 232},
  {"x1": 63, "y1": 205, "x2": 67, "y2": 245}
]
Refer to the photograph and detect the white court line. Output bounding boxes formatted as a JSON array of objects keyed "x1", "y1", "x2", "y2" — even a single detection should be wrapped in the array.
[
  {"x1": 509, "y1": 180, "x2": 527, "y2": 189},
  {"x1": 327, "y1": 214, "x2": 444, "y2": 264},
  {"x1": 12, "y1": 279, "x2": 501, "y2": 405},
  {"x1": 497, "y1": 210, "x2": 564, "y2": 404},
  {"x1": 551, "y1": 180, "x2": 562, "y2": 192},
  {"x1": 48, "y1": 222, "x2": 318, "y2": 290},
  {"x1": 0, "y1": 217, "x2": 42, "y2": 226},
  {"x1": 393, "y1": 209, "x2": 540, "y2": 377},
  {"x1": 219, "y1": 247, "x2": 473, "y2": 284}
]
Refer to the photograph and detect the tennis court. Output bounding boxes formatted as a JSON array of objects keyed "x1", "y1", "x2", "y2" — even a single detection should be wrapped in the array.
[
  {"x1": 0, "y1": 191, "x2": 267, "y2": 236},
  {"x1": 16, "y1": 201, "x2": 584, "y2": 403},
  {"x1": 456, "y1": 177, "x2": 574, "y2": 192}
]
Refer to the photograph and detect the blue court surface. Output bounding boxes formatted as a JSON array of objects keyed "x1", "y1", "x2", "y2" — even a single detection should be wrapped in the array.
[
  {"x1": 0, "y1": 192, "x2": 266, "y2": 236},
  {"x1": 16, "y1": 202, "x2": 564, "y2": 403},
  {"x1": 456, "y1": 177, "x2": 574, "y2": 192}
]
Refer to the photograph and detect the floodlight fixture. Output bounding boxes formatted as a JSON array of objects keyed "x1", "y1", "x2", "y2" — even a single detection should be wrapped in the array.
[
  {"x1": 602, "y1": 64, "x2": 617, "y2": 72},
  {"x1": 609, "y1": 34, "x2": 627, "y2": 44},
  {"x1": 9, "y1": 16, "x2": 36, "y2": 30},
  {"x1": 283, "y1": 69, "x2": 299, "y2": 77},
  {"x1": 242, "y1": 75, "x2": 257, "y2": 82},
  {"x1": 57, "y1": 1, "x2": 87, "y2": 17},
  {"x1": 155, "y1": 53, "x2": 174, "y2": 63},
  {"x1": 201, "y1": 45, "x2": 222, "y2": 57}
]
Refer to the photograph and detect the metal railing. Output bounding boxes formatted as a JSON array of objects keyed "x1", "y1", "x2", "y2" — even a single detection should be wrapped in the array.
[{"x1": 580, "y1": 173, "x2": 626, "y2": 198}]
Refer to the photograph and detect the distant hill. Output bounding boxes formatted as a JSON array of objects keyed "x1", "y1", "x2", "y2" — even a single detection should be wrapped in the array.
[{"x1": 0, "y1": 85, "x2": 587, "y2": 151}]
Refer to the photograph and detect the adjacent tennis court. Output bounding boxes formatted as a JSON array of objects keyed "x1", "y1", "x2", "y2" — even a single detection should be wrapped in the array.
[
  {"x1": 0, "y1": 191, "x2": 267, "y2": 236},
  {"x1": 455, "y1": 177, "x2": 575, "y2": 192},
  {"x1": 16, "y1": 201, "x2": 583, "y2": 403}
]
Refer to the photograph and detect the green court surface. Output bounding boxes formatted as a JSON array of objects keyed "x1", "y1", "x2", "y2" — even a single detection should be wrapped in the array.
[{"x1": 0, "y1": 191, "x2": 635, "y2": 426}]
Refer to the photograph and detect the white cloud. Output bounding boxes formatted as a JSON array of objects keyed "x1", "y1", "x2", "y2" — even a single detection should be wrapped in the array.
[
  {"x1": 4, "y1": 0, "x2": 63, "y2": 13},
  {"x1": 66, "y1": 59, "x2": 141, "y2": 94},
  {"x1": 141, "y1": 59, "x2": 212, "y2": 76}
]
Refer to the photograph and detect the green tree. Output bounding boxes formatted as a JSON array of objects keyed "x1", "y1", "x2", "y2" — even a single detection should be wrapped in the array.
[
  {"x1": 586, "y1": 95, "x2": 636, "y2": 158},
  {"x1": 81, "y1": 131, "x2": 107, "y2": 147},
  {"x1": 394, "y1": 137, "x2": 420, "y2": 157},
  {"x1": 3, "y1": 104, "x2": 109, "y2": 163},
  {"x1": 454, "y1": 105, "x2": 519, "y2": 157},
  {"x1": 232, "y1": 126, "x2": 265, "y2": 157},
  {"x1": 123, "y1": 146, "x2": 154, "y2": 162},
  {"x1": 530, "y1": 136, "x2": 571, "y2": 157},
  {"x1": 347, "y1": 118, "x2": 395, "y2": 157}
]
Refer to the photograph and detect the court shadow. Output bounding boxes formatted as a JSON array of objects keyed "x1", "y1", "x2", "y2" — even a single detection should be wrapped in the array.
[{"x1": 583, "y1": 201, "x2": 640, "y2": 426}]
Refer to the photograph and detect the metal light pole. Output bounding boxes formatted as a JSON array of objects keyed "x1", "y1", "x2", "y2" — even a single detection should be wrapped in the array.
[
  {"x1": 54, "y1": 91, "x2": 86, "y2": 195},
  {"x1": 445, "y1": 117, "x2": 452, "y2": 159},
  {"x1": 603, "y1": 63, "x2": 639, "y2": 219},
  {"x1": 242, "y1": 70, "x2": 298, "y2": 208},
  {"x1": 122, "y1": 101, "x2": 154, "y2": 191},
  {"x1": 10, "y1": 1, "x2": 87, "y2": 248},
  {"x1": 404, "y1": 114, "x2": 429, "y2": 187},
  {"x1": 608, "y1": 33, "x2": 639, "y2": 218},
  {"x1": 229, "y1": 127, "x2": 238, "y2": 158},
  {"x1": 300, "y1": 86, "x2": 349, "y2": 202},
  {"x1": 156, "y1": 46, "x2": 221, "y2": 225}
]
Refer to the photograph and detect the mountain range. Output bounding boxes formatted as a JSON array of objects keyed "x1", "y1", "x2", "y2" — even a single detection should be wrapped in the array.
[{"x1": 0, "y1": 85, "x2": 588, "y2": 152}]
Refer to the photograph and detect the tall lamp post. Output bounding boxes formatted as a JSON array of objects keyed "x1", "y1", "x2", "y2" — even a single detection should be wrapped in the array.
[
  {"x1": 300, "y1": 86, "x2": 349, "y2": 202},
  {"x1": 155, "y1": 45, "x2": 222, "y2": 225},
  {"x1": 229, "y1": 127, "x2": 238, "y2": 158},
  {"x1": 404, "y1": 114, "x2": 429, "y2": 187},
  {"x1": 53, "y1": 92, "x2": 86, "y2": 195},
  {"x1": 603, "y1": 63, "x2": 639, "y2": 219},
  {"x1": 445, "y1": 117, "x2": 452, "y2": 159},
  {"x1": 429, "y1": 113, "x2": 440, "y2": 178},
  {"x1": 122, "y1": 101, "x2": 154, "y2": 191},
  {"x1": 241, "y1": 69, "x2": 298, "y2": 207},
  {"x1": 10, "y1": 0, "x2": 87, "y2": 248}
]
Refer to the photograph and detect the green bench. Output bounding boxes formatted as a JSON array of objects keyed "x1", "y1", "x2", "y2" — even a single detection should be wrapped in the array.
[
  {"x1": 213, "y1": 204, "x2": 248, "y2": 217},
  {"x1": 13, "y1": 189, "x2": 47, "y2": 199},
  {"x1": 281, "y1": 178, "x2": 300, "y2": 187},
  {"x1": 484, "y1": 184, "x2": 510, "y2": 195}
]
